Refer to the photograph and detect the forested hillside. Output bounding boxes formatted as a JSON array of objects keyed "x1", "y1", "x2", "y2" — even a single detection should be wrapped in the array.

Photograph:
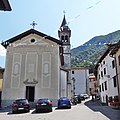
[{"x1": 71, "y1": 30, "x2": 120, "y2": 68}]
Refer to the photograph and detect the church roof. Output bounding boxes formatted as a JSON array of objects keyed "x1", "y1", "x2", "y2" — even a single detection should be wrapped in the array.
[
  {"x1": 1, "y1": 29, "x2": 63, "y2": 48},
  {"x1": 59, "y1": 15, "x2": 71, "y2": 33},
  {"x1": 60, "y1": 15, "x2": 67, "y2": 28},
  {"x1": 0, "y1": 0, "x2": 12, "y2": 11}
]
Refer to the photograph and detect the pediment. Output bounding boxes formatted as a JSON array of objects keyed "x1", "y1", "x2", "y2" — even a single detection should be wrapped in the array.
[
  {"x1": 2, "y1": 29, "x2": 62, "y2": 48},
  {"x1": 11, "y1": 34, "x2": 50, "y2": 47}
]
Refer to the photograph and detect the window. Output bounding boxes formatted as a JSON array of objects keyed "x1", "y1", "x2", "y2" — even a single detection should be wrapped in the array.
[
  {"x1": 103, "y1": 61, "x2": 105, "y2": 64},
  {"x1": 104, "y1": 68, "x2": 106, "y2": 75},
  {"x1": 103, "y1": 96, "x2": 104, "y2": 101},
  {"x1": 118, "y1": 55, "x2": 120, "y2": 65},
  {"x1": 99, "y1": 85, "x2": 101, "y2": 92},
  {"x1": 113, "y1": 76, "x2": 117, "y2": 87},
  {"x1": 104, "y1": 81, "x2": 107, "y2": 90},
  {"x1": 112, "y1": 60, "x2": 115, "y2": 68},
  {"x1": 72, "y1": 71, "x2": 74, "y2": 74},
  {"x1": 13, "y1": 63, "x2": 19, "y2": 75},
  {"x1": 65, "y1": 35, "x2": 68, "y2": 41},
  {"x1": 99, "y1": 74, "x2": 100, "y2": 79},
  {"x1": 108, "y1": 96, "x2": 113, "y2": 102},
  {"x1": 43, "y1": 63, "x2": 49, "y2": 74},
  {"x1": 31, "y1": 39, "x2": 35, "y2": 43},
  {"x1": 61, "y1": 36, "x2": 64, "y2": 40},
  {"x1": 114, "y1": 96, "x2": 119, "y2": 102},
  {"x1": 101, "y1": 71, "x2": 103, "y2": 77},
  {"x1": 89, "y1": 88, "x2": 91, "y2": 92},
  {"x1": 102, "y1": 83, "x2": 104, "y2": 91},
  {"x1": 28, "y1": 64, "x2": 34, "y2": 73}
]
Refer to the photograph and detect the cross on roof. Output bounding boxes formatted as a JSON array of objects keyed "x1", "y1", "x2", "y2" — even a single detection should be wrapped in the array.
[
  {"x1": 63, "y1": 10, "x2": 66, "y2": 15},
  {"x1": 30, "y1": 21, "x2": 37, "y2": 29}
]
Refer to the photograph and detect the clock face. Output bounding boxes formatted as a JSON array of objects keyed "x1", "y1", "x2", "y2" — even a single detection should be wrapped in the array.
[
  {"x1": 64, "y1": 46, "x2": 70, "y2": 53},
  {"x1": 65, "y1": 56, "x2": 70, "y2": 63}
]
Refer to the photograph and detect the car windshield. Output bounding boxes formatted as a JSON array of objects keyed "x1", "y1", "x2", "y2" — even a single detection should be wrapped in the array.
[
  {"x1": 60, "y1": 97, "x2": 68, "y2": 100},
  {"x1": 38, "y1": 99, "x2": 49, "y2": 102},
  {"x1": 15, "y1": 99, "x2": 28, "y2": 103}
]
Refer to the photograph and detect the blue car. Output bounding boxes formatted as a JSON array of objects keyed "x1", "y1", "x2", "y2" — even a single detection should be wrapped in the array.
[{"x1": 58, "y1": 97, "x2": 71, "y2": 109}]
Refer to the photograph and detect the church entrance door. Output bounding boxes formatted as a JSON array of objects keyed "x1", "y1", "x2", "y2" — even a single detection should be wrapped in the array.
[{"x1": 26, "y1": 86, "x2": 35, "y2": 102}]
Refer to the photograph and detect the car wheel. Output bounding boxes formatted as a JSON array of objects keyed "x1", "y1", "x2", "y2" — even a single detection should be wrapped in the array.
[
  {"x1": 26, "y1": 109, "x2": 30, "y2": 112},
  {"x1": 58, "y1": 106, "x2": 60, "y2": 109},
  {"x1": 36, "y1": 109, "x2": 39, "y2": 113},
  {"x1": 68, "y1": 106, "x2": 71, "y2": 109},
  {"x1": 12, "y1": 110, "x2": 17, "y2": 114},
  {"x1": 49, "y1": 108, "x2": 52, "y2": 112}
]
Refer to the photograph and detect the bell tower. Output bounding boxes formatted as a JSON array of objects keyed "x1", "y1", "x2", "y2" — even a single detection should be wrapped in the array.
[
  {"x1": 58, "y1": 14, "x2": 72, "y2": 98},
  {"x1": 58, "y1": 14, "x2": 71, "y2": 69}
]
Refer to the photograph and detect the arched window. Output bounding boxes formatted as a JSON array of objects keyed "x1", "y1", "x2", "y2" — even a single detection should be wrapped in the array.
[
  {"x1": 61, "y1": 36, "x2": 64, "y2": 40},
  {"x1": 65, "y1": 35, "x2": 68, "y2": 42}
]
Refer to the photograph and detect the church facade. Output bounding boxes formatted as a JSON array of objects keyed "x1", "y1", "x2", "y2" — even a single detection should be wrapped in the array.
[{"x1": 1, "y1": 16, "x2": 72, "y2": 106}]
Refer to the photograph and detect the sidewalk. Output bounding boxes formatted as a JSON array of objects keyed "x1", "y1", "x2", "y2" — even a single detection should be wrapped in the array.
[{"x1": 84, "y1": 99, "x2": 120, "y2": 120}]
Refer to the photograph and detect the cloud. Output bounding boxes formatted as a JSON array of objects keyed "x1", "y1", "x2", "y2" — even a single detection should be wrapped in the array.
[{"x1": 0, "y1": 44, "x2": 6, "y2": 56}]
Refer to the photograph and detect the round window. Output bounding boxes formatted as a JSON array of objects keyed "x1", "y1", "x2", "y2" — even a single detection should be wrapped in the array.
[{"x1": 31, "y1": 39, "x2": 35, "y2": 43}]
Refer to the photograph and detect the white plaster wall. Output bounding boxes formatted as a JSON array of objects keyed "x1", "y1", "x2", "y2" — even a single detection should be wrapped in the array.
[
  {"x1": 71, "y1": 69, "x2": 89, "y2": 95},
  {"x1": 60, "y1": 70, "x2": 67, "y2": 97},
  {"x1": 115, "y1": 49, "x2": 120, "y2": 100},
  {"x1": 98, "y1": 52, "x2": 118, "y2": 103},
  {"x1": 2, "y1": 34, "x2": 60, "y2": 106}
]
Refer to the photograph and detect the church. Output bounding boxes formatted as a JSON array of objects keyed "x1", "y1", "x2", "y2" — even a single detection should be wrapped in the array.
[{"x1": 1, "y1": 15, "x2": 72, "y2": 106}]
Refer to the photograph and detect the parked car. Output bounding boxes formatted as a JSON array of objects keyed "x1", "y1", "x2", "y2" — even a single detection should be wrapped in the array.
[
  {"x1": 72, "y1": 96, "x2": 77, "y2": 105},
  {"x1": 75, "y1": 95, "x2": 81, "y2": 103},
  {"x1": 12, "y1": 99, "x2": 30, "y2": 113},
  {"x1": 35, "y1": 99, "x2": 52, "y2": 112},
  {"x1": 81, "y1": 94, "x2": 89, "y2": 99},
  {"x1": 80, "y1": 94, "x2": 85, "y2": 101},
  {"x1": 58, "y1": 97, "x2": 71, "y2": 109}
]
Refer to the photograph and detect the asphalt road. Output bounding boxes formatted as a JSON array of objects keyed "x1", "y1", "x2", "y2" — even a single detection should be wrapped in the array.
[{"x1": 0, "y1": 100, "x2": 111, "y2": 120}]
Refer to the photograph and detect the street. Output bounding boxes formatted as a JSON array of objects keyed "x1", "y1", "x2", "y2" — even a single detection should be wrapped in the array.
[{"x1": 0, "y1": 99, "x2": 120, "y2": 120}]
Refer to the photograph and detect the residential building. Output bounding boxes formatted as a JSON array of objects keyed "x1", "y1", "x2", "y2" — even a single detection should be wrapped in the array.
[
  {"x1": 108, "y1": 42, "x2": 120, "y2": 102},
  {"x1": 89, "y1": 73, "x2": 98, "y2": 97},
  {"x1": 71, "y1": 68, "x2": 89, "y2": 96},
  {"x1": 95, "y1": 48, "x2": 118, "y2": 105}
]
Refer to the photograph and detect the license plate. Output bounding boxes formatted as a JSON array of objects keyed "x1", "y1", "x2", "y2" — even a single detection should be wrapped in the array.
[
  {"x1": 62, "y1": 104, "x2": 66, "y2": 106},
  {"x1": 41, "y1": 103, "x2": 47, "y2": 105},
  {"x1": 18, "y1": 108, "x2": 24, "y2": 110}
]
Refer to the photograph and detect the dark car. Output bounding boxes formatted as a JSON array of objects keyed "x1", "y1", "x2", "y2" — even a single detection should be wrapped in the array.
[
  {"x1": 75, "y1": 95, "x2": 81, "y2": 104},
  {"x1": 72, "y1": 96, "x2": 78, "y2": 105},
  {"x1": 80, "y1": 94, "x2": 89, "y2": 100},
  {"x1": 35, "y1": 99, "x2": 52, "y2": 112},
  {"x1": 58, "y1": 97, "x2": 71, "y2": 109},
  {"x1": 12, "y1": 99, "x2": 30, "y2": 113}
]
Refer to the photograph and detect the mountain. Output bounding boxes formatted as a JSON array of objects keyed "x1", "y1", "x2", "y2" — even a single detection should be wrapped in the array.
[{"x1": 71, "y1": 30, "x2": 120, "y2": 68}]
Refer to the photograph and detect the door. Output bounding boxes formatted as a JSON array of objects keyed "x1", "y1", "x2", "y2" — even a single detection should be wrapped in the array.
[
  {"x1": 26, "y1": 86, "x2": 35, "y2": 102},
  {"x1": 106, "y1": 95, "x2": 108, "y2": 106}
]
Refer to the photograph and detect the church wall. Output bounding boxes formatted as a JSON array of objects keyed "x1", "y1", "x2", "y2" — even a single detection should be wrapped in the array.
[{"x1": 2, "y1": 35, "x2": 60, "y2": 107}]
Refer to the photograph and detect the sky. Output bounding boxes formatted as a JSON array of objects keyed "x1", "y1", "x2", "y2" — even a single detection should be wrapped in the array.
[{"x1": 1, "y1": 0, "x2": 120, "y2": 67}]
